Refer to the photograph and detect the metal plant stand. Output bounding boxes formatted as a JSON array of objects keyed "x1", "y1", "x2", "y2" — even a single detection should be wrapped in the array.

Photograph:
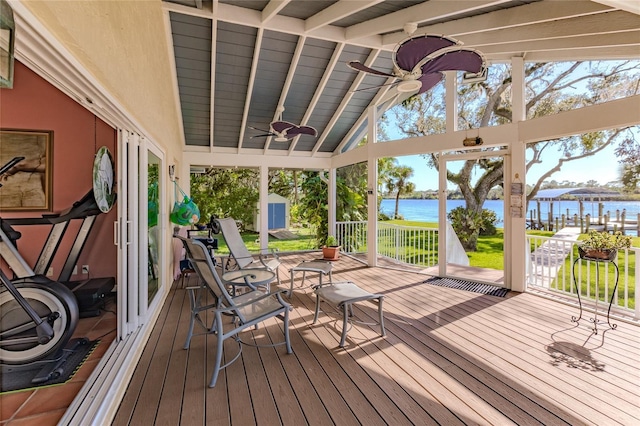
[{"x1": 571, "y1": 251, "x2": 619, "y2": 334}]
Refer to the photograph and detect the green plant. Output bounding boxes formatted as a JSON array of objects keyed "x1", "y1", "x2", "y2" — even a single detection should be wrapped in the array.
[
  {"x1": 580, "y1": 230, "x2": 632, "y2": 251},
  {"x1": 326, "y1": 235, "x2": 339, "y2": 247}
]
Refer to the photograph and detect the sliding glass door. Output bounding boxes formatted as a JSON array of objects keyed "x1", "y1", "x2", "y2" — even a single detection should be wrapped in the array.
[{"x1": 116, "y1": 131, "x2": 166, "y2": 338}]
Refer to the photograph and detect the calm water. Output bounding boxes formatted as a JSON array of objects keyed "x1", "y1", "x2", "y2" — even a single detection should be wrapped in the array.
[{"x1": 380, "y1": 198, "x2": 640, "y2": 225}]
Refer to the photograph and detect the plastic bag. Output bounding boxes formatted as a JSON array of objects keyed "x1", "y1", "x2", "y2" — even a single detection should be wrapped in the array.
[{"x1": 170, "y1": 181, "x2": 200, "y2": 226}]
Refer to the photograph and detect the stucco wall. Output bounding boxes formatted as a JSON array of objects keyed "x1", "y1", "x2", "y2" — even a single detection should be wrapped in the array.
[{"x1": 21, "y1": 0, "x2": 183, "y2": 157}]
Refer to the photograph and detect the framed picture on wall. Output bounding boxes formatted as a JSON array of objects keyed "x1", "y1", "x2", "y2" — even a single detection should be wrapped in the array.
[{"x1": 0, "y1": 129, "x2": 53, "y2": 211}]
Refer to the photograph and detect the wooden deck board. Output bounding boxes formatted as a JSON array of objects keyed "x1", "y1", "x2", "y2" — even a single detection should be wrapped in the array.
[{"x1": 113, "y1": 252, "x2": 640, "y2": 425}]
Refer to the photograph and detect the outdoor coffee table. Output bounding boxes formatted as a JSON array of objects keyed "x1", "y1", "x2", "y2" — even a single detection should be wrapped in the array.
[
  {"x1": 288, "y1": 260, "x2": 333, "y2": 296},
  {"x1": 222, "y1": 269, "x2": 276, "y2": 294}
]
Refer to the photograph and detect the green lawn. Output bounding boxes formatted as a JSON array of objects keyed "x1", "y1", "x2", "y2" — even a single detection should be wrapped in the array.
[
  {"x1": 214, "y1": 226, "x2": 316, "y2": 255},
  {"x1": 219, "y1": 221, "x2": 638, "y2": 273},
  {"x1": 220, "y1": 221, "x2": 637, "y2": 309}
]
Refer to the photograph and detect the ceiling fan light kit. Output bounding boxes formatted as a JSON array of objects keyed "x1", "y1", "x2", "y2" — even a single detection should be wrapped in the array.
[{"x1": 397, "y1": 80, "x2": 422, "y2": 92}]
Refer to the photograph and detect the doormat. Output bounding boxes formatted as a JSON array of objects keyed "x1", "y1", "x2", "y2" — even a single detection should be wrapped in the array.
[
  {"x1": 423, "y1": 277, "x2": 509, "y2": 297},
  {"x1": 0, "y1": 338, "x2": 99, "y2": 394}
]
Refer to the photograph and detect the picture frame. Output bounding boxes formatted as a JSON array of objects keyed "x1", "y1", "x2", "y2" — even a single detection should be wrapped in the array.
[{"x1": 0, "y1": 129, "x2": 53, "y2": 211}]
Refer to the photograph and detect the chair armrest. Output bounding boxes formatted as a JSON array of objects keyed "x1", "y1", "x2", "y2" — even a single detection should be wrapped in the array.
[
  {"x1": 258, "y1": 248, "x2": 280, "y2": 267},
  {"x1": 259, "y1": 247, "x2": 280, "y2": 259}
]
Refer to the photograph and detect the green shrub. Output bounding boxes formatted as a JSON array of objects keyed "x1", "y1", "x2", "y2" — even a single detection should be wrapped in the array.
[
  {"x1": 479, "y1": 209, "x2": 498, "y2": 236},
  {"x1": 448, "y1": 207, "x2": 483, "y2": 251}
]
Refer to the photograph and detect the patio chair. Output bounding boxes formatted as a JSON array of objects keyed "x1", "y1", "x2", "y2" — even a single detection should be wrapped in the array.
[
  {"x1": 177, "y1": 236, "x2": 292, "y2": 388},
  {"x1": 215, "y1": 217, "x2": 283, "y2": 289}
]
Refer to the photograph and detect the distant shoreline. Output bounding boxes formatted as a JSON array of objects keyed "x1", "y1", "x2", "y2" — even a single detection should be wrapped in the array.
[{"x1": 383, "y1": 195, "x2": 640, "y2": 202}]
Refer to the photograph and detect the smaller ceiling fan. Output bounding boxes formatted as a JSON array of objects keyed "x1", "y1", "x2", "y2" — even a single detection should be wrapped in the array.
[
  {"x1": 250, "y1": 107, "x2": 317, "y2": 142},
  {"x1": 347, "y1": 34, "x2": 487, "y2": 94}
]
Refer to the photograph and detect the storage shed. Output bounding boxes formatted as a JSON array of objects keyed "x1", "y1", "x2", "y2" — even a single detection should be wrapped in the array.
[{"x1": 252, "y1": 193, "x2": 290, "y2": 232}]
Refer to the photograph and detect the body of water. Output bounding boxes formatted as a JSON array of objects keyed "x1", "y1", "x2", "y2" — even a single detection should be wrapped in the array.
[{"x1": 380, "y1": 198, "x2": 640, "y2": 227}]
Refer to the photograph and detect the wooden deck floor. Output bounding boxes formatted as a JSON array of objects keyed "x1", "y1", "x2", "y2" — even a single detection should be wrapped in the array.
[{"x1": 113, "y1": 252, "x2": 640, "y2": 425}]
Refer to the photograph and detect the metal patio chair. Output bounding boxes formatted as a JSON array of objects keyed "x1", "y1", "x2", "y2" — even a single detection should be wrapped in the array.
[
  {"x1": 215, "y1": 217, "x2": 283, "y2": 289},
  {"x1": 177, "y1": 236, "x2": 292, "y2": 388}
]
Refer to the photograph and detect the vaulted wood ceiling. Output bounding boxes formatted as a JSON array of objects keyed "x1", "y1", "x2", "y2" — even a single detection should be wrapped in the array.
[{"x1": 163, "y1": 0, "x2": 640, "y2": 159}]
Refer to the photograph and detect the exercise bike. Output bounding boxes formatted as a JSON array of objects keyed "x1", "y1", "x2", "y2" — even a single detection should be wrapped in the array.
[{"x1": 0, "y1": 157, "x2": 79, "y2": 365}]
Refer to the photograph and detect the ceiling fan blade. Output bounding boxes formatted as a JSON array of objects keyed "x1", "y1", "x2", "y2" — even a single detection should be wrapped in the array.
[
  {"x1": 420, "y1": 49, "x2": 485, "y2": 76},
  {"x1": 249, "y1": 125, "x2": 272, "y2": 133},
  {"x1": 250, "y1": 133, "x2": 275, "y2": 139},
  {"x1": 350, "y1": 80, "x2": 400, "y2": 93},
  {"x1": 415, "y1": 73, "x2": 444, "y2": 94},
  {"x1": 347, "y1": 61, "x2": 395, "y2": 77},
  {"x1": 271, "y1": 120, "x2": 296, "y2": 134},
  {"x1": 394, "y1": 34, "x2": 458, "y2": 72},
  {"x1": 288, "y1": 125, "x2": 317, "y2": 137}
]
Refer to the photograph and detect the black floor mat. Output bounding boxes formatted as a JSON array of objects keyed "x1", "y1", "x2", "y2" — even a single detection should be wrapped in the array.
[
  {"x1": 1, "y1": 338, "x2": 99, "y2": 394},
  {"x1": 423, "y1": 277, "x2": 509, "y2": 297}
]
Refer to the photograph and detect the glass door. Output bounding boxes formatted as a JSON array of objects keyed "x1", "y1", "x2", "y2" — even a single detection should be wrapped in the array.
[
  {"x1": 439, "y1": 151, "x2": 506, "y2": 284},
  {"x1": 143, "y1": 148, "x2": 163, "y2": 308},
  {"x1": 116, "y1": 131, "x2": 166, "y2": 337}
]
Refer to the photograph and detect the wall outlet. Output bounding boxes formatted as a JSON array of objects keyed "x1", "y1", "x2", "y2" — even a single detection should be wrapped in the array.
[{"x1": 82, "y1": 265, "x2": 89, "y2": 274}]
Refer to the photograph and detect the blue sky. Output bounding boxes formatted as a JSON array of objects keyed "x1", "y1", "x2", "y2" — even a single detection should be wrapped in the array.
[{"x1": 395, "y1": 143, "x2": 620, "y2": 192}]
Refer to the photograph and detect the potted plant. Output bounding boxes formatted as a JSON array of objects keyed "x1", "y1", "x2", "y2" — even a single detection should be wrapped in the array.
[
  {"x1": 578, "y1": 230, "x2": 632, "y2": 261},
  {"x1": 322, "y1": 235, "x2": 341, "y2": 260}
]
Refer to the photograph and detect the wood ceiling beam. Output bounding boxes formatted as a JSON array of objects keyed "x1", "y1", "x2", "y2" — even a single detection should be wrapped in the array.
[
  {"x1": 313, "y1": 49, "x2": 382, "y2": 156},
  {"x1": 262, "y1": 0, "x2": 292, "y2": 23},
  {"x1": 238, "y1": 28, "x2": 264, "y2": 150},
  {"x1": 345, "y1": 0, "x2": 510, "y2": 40},
  {"x1": 455, "y1": 10, "x2": 640, "y2": 48},
  {"x1": 476, "y1": 30, "x2": 640, "y2": 60},
  {"x1": 381, "y1": 0, "x2": 614, "y2": 46},
  {"x1": 513, "y1": 44, "x2": 640, "y2": 62},
  {"x1": 264, "y1": 35, "x2": 306, "y2": 152},
  {"x1": 305, "y1": 0, "x2": 384, "y2": 32},
  {"x1": 592, "y1": 0, "x2": 640, "y2": 15},
  {"x1": 291, "y1": 43, "x2": 345, "y2": 154}
]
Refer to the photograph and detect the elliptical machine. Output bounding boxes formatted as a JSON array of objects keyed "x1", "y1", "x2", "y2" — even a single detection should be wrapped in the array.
[{"x1": 0, "y1": 157, "x2": 79, "y2": 365}]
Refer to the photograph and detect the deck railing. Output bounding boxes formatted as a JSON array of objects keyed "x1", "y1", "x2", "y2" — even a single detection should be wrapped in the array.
[
  {"x1": 336, "y1": 221, "x2": 438, "y2": 267},
  {"x1": 527, "y1": 235, "x2": 638, "y2": 318},
  {"x1": 336, "y1": 221, "x2": 637, "y2": 319}
]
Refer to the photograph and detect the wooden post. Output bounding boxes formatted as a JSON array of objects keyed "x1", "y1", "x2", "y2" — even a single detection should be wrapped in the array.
[
  {"x1": 585, "y1": 214, "x2": 590, "y2": 233},
  {"x1": 579, "y1": 200, "x2": 584, "y2": 219},
  {"x1": 604, "y1": 213, "x2": 609, "y2": 231},
  {"x1": 621, "y1": 209, "x2": 626, "y2": 234},
  {"x1": 555, "y1": 217, "x2": 559, "y2": 232},
  {"x1": 561, "y1": 214, "x2": 566, "y2": 229},
  {"x1": 536, "y1": 200, "x2": 541, "y2": 228},
  {"x1": 598, "y1": 203, "x2": 603, "y2": 225}
]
